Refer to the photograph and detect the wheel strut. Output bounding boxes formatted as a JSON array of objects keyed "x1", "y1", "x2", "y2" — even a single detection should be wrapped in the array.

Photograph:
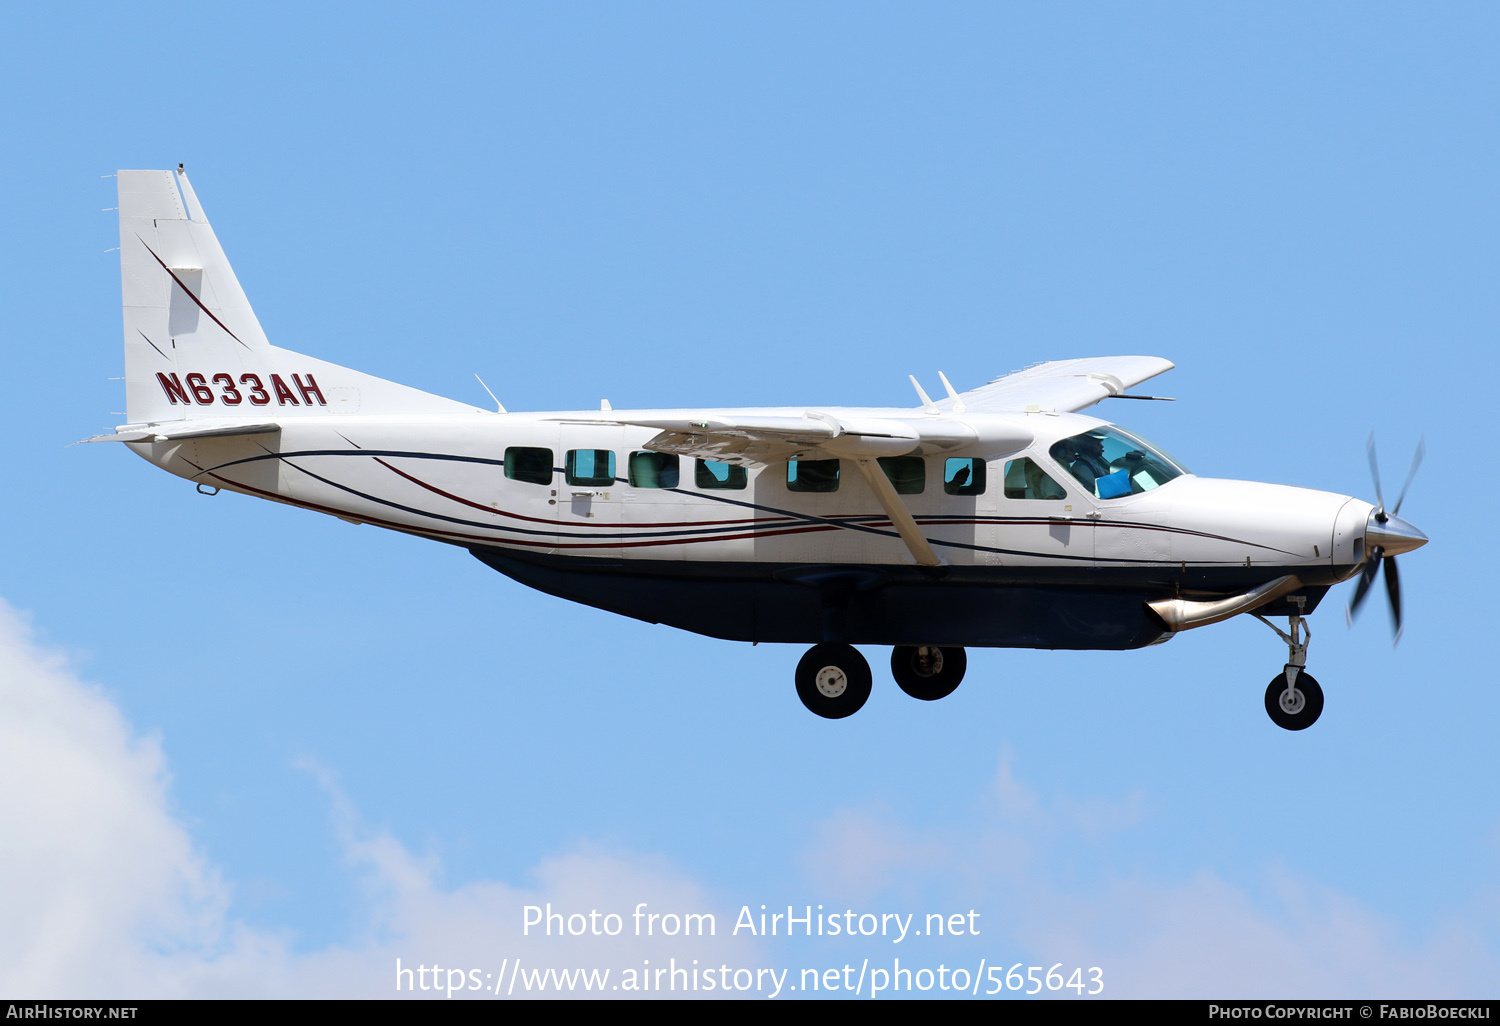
[
  {"x1": 1255, "y1": 596, "x2": 1324, "y2": 730},
  {"x1": 1254, "y1": 596, "x2": 1310, "y2": 689}
]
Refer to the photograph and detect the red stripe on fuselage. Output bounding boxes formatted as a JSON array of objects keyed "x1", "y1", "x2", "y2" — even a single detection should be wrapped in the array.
[
  {"x1": 370, "y1": 455, "x2": 794, "y2": 530},
  {"x1": 203, "y1": 470, "x2": 841, "y2": 550}
]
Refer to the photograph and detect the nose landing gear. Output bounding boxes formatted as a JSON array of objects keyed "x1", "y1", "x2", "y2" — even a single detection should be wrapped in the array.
[
  {"x1": 1264, "y1": 669, "x2": 1323, "y2": 730},
  {"x1": 1254, "y1": 598, "x2": 1324, "y2": 730}
]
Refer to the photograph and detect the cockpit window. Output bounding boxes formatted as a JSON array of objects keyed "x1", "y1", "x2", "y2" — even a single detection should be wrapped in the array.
[{"x1": 1047, "y1": 426, "x2": 1187, "y2": 499}]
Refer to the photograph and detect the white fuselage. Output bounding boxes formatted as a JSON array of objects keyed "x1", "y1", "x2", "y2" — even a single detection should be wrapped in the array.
[{"x1": 134, "y1": 406, "x2": 1371, "y2": 578}]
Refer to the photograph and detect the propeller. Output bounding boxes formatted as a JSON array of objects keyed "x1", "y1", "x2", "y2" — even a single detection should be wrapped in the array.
[{"x1": 1347, "y1": 435, "x2": 1425, "y2": 642}]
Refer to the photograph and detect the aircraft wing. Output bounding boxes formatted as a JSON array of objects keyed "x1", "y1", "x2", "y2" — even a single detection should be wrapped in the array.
[
  {"x1": 944, "y1": 356, "x2": 1175, "y2": 414},
  {"x1": 553, "y1": 411, "x2": 999, "y2": 568},
  {"x1": 551, "y1": 411, "x2": 1001, "y2": 467},
  {"x1": 616, "y1": 414, "x2": 839, "y2": 466}
]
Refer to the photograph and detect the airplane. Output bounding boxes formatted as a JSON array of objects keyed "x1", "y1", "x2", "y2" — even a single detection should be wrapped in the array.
[{"x1": 89, "y1": 167, "x2": 1428, "y2": 730}]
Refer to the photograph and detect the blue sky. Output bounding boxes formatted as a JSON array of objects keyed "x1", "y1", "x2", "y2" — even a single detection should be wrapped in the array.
[{"x1": 1, "y1": 2, "x2": 1497, "y2": 998}]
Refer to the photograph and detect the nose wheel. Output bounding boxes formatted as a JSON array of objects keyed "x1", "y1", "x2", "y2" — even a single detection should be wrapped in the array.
[
  {"x1": 1264, "y1": 669, "x2": 1324, "y2": 730},
  {"x1": 795, "y1": 643, "x2": 872, "y2": 719},
  {"x1": 1254, "y1": 599, "x2": 1324, "y2": 730}
]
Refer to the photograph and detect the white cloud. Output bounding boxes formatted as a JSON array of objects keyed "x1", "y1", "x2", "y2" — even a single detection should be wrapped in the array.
[
  {"x1": 0, "y1": 599, "x2": 757, "y2": 999},
  {"x1": 3, "y1": 595, "x2": 1494, "y2": 999},
  {"x1": 803, "y1": 751, "x2": 1500, "y2": 998},
  {"x1": 1037, "y1": 869, "x2": 1496, "y2": 998},
  {"x1": 0, "y1": 601, "x2": 229, "y2": 996},
  {"x1": 802, "y1": 805, "x2": 947, "y2": 901}
]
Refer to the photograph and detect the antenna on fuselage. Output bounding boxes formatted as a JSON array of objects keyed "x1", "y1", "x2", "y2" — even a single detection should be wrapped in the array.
[
  {"x1": 909, "y1": 375, "x2": 939, "y2": 415},
  {"x1": 474, "y1": 374, "x2": 507, "y2": 413}
]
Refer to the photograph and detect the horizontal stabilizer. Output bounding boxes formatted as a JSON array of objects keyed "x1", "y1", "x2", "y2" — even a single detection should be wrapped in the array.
[{"x1": 81, "y1": 420, "x2": 281, "y2": 444}]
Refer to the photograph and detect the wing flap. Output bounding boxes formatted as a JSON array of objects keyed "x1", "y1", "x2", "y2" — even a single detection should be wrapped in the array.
[
  {"x1": 558, "y1": 411, "x2": 994, "y2": 466},
  {"x1": 548, "y1": 412, "x2": 840, "y2": 466},
  {"x1": 641, "y1": 430, "x2": 805, "y2": 466}
]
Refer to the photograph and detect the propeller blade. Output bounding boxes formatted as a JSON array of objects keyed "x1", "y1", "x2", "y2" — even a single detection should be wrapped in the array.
[
  {"x1": 1346, "y1": 548, "x2": 1383, "y2": 622},
  {"x1": 1384, "y1": 555, "x2": 1403, "y2": 643},
  {"x1": 1366, "y1": 433, "x2": 1385, "y2": 518},
  {"x1": 1391, "y1": 437, "x2": 1425, "y2": 517}
]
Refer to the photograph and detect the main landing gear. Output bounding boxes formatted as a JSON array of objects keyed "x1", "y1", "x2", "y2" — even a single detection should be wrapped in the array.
[
  {"x1": 794, "y1": 643, "x2": 968, "y2": 718},
  {"x1": 890, "y1": 645, "x2": 968, "y2": 701},
  {"x1": 795, "y1": 644, "x2": 873, "y2": 719},
  {"x1": 1254, "y1": 598, "x2": 1324, "y2": 731}
]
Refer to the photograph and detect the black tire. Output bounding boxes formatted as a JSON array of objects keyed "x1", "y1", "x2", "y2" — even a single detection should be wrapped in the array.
[
  {"x1": 795, "y1": 644, "x2": 873, "y2": 719},
  {"x1": 1264, "y1": 669, "x2": 1324, "y2": 731},
  {"x1": 890, "y1": 645, "x2": 967, "y2": 701}
]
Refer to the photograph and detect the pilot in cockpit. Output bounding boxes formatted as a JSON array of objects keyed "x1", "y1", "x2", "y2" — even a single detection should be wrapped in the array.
[{"x1": 1059, "y1": 432, "x2": 1111, "y2": 491}]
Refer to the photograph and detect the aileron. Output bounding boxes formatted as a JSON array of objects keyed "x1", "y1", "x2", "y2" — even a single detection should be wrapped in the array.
[{"x1": 944, "y1": 356, "x2": 1176, "y2": 414}]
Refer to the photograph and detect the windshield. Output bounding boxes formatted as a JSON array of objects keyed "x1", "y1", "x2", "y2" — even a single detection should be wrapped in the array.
[{"x1": 1047, "y1": 426, "x2": 1188, "y2": 499}]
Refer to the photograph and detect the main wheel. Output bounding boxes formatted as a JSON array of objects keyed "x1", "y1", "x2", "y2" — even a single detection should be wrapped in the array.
[
  {"x1": 1264, "y1": 669, "x2": 1324, "y2": 731},
  {"x1": 890, "y1": 645, "x2": 967, "y2": 701},
  {"x1": 795, "y1": 644, "x2": 873, "y2": 719}
]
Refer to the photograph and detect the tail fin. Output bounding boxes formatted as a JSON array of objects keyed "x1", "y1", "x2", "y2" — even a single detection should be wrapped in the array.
[{"x1": 117, "y1": 167, "x2": 480, "y2": 424}]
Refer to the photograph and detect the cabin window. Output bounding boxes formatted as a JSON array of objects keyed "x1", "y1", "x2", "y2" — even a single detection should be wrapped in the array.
[
  {"x1": 695, "y1": 459, "x2": 747, "y2": 490},
  {"x1": 629, "y1": 451, "x2": 679, "y2": 489},
  {"x1": 1003, "y1": 457, "x2": 1067, "y2": 500},
  {"x1": 878, "y1": 456, "x2": 925, "y2": 494},
  {"x1": 1048, "y1": 426, "x2": 1187, "y2": 499},
  {"x1": 565, "y1": 449, "x2": 616, "y2": 487},
  {"x1": 787, "y1": 458, "x2": 840, "y2": 493},
  {"x1": 504, "y1": 446, "x2": 553, "y2": 486},
  {"x1": 943, "y1": 457, "x2": 986, "y2": 496}
]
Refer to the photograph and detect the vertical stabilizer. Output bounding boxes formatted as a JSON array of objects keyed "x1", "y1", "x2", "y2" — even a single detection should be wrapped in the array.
[{"x1": 117, "y1": 167, "x2": 481, "y2": 424}]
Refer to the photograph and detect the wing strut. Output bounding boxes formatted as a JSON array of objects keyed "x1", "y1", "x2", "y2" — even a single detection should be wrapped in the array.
[{"x1": 851, "y1": 458, "x2": 944, "y2": 566}]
